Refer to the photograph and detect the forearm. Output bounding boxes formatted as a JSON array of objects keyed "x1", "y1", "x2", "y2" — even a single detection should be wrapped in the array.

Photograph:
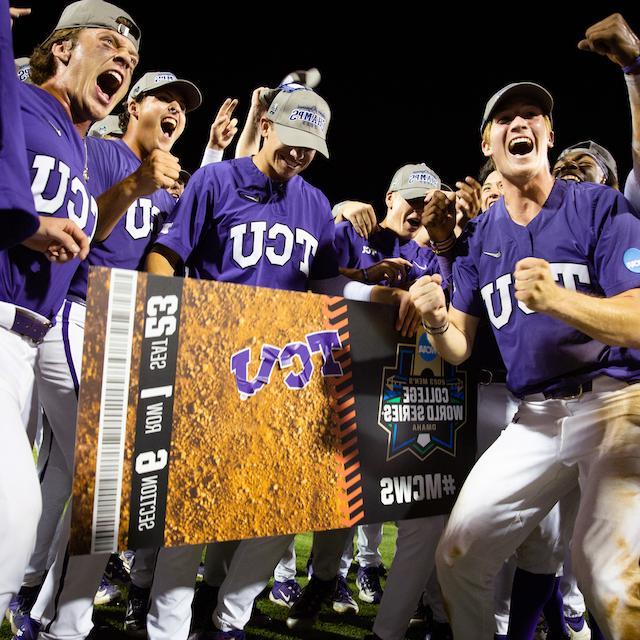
[
  {"x1": 427, "y1": 313, "x2": 474, "y2": 366},
  {"x1": 94, "y1": 175, "x2": 142, "y2": 241},
  {"x1": 544, "y1": 288, "x2": 640, "y2": 349},
  {"x1": 145, "y1": 247, "x2": 178, "y2": 276},
  {"x1": 235, "y1": 116, "x2": 261, "y2": 158},
  {"x1": 339, "y1": 266, "x2": 366, "y2": 282},
  {"x1": 626, "y1": 72, "x2": 640, "y2": 179}
]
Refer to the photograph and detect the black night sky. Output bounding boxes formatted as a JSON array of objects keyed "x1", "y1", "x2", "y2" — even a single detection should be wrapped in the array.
[{"x1": 10, "y1": 2, "x2": 640, "y2": 211}]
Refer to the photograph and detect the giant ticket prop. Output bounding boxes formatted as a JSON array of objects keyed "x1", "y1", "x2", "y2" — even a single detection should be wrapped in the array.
[{"x1": 70, "y1": 268, "x2": 477, "y2": 554}]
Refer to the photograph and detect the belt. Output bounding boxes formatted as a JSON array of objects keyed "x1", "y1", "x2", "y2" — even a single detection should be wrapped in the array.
[
  {"x1": 523, "y1": 377, "x2": 635, "y2": 402},
  {"x1": 11, "y1": 308, "x2": 52, "y2": 343},
  {"x1": 542, "y1": 381, "x2": 592, "y2": 400},
  {"x1": 0, "y1": 302, "x2": 52, "y2": 344},
  {"x1": 477, "y1": 368, "x2": 508, "y2": 385}
]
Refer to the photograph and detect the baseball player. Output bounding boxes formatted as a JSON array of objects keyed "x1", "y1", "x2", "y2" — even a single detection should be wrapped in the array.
[
  {"x1": 553, "y1": 140, "x2": 619, "y2": 190},
  {"x1": 0, "y1": 0, "x2": 138, "y2": 625},
  {"x1": 330, "y1": 162, "x2": 453, "y2": 640},
  {"x1": 504, "y1": 140, "x2": 622, "y2": 640},
  {"x1": 11, "y1": 69, "x2": 201, "y2": 640},
  {"x1": 144, "y1": 84, "x2": 417, "y2": 640},
  {"x1": 411, "y1": 81, "x2": 640, "y2": 640}
]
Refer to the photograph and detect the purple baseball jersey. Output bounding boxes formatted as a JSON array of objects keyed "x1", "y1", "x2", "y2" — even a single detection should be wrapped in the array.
[
  {"x1": 334, "y1": 222, "x2": 439, "y2": 282},
  {"x1": 154, "y1": 156, "x2": 339, "y2": 290},
  {"x1": 452, "y1": 179, "x2": 640, "y2": 397},
  {"x1": 0, "y1": 82, "x2": 97, "y2": 321},
  {"x1": 67, "y1": 138, "x2": 177, "y2": 299},
  {"x1": 0, "y1": 0, "x2": 39, "y2": 246}
]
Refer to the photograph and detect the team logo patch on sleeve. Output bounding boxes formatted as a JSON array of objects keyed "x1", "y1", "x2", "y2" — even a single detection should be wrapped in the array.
[{"x1": 623, "y1": 248, "x2": 640, "y2": 273}]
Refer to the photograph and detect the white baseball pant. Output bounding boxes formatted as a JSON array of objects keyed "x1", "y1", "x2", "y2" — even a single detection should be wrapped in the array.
[
  {"x1": 23, "y1": 300, "x2": 86, "y2": 588},
  {"x1": 0, "y1": 318, "x2": 42, "y2": 617},
  {"x1": 372, "y1": 515, "x2": 445, "y2": 640},
  {"x1": 436, "y1": 377, "x2": 640, "y2": 640},
  {"x1": 214, "y1": 529, "x2": 351, "y2": 632}
]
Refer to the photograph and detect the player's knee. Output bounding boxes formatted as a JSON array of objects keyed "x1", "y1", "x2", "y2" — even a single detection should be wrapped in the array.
[{"x1": 435, "y1": 532, "x2": 469, "y2": 575}]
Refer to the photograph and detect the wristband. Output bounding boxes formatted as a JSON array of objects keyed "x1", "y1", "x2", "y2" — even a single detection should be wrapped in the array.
[
  {"x1": 428, "y1": 234, "x2": 456, "y2": 255},
  {"x1": 362, "y1": 267, "x2": 370, "y2": 283},
  {"x1": 623, "y1": 55, "x2": 640, "y2": 75},
  {"x1": 421, "y1": 319, "x2": 449, "y2": 335}
]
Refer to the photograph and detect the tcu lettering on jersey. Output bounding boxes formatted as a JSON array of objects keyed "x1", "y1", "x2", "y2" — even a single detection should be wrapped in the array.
[
  {"x1": 481, "y1": 262, "x2": 590, "y2": 329},
  {"x1": 230, "y1": 221, "x2": 319, "y2": 276},
  {"x1": 126, "y1": 198, "x2": 161, "y2": 240},
  {"x1": 31, "y1": 154, "x2": 97, "y2": 240}
]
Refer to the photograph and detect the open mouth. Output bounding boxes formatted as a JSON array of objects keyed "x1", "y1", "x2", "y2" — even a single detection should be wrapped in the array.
[
  {"x1": 96, "y1": 70, "x2": 123, "y2": 104},
  {"x1": 508, "y1": 136, "x2": 534, "y2": 156},
  {"x1": 557, "y1": 172, "x2": 582, "y2": 183},
  {"x1": 280, "y1": 155, "x2": 302, "y2": 171},
  {"x1": 160, "y1": 117, "x2": 178, "y2": 138}
]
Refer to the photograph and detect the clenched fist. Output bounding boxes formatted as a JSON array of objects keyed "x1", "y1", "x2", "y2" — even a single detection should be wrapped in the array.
[
  {"x1": 513, "y1": 257, "x2": 561, "y2": 313},
  {"x1": 422, "y1": 191, "x2": 456, "y2": 242},
  {"x1": 133, "y1": 149, "x2": 181, "y2": 195},
  {"x1": 409, "y1": 274, "x2": 447, "y2": 327}
]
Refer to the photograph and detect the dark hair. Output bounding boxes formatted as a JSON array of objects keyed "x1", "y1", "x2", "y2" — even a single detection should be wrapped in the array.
[
  {"x1": 478, "y1": 157, "x2": 497, "y2": 184},
  {"x1": 118, "y1": 94, "x2": 145, "y2": 132},
  {"x1": 29, "y1": 28, "x2": 81, "y2": 86}
]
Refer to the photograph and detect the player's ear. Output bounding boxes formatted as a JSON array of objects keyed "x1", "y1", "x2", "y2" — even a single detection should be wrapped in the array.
[
  {"x1": 259, "y1": 117, "x2": 271, "y2": 139},
  {"x1": 128, "y1": 99, "x2": 139, "y2": 121},
  {"x1": 51, "y1": 39, "x2": 73, "y2": 66},
  {"x1": 547, "y1": 128, "x2": 555, "y2": 149},
  {"x1": 481, "y1": 139, "x2": 493, "y2": 158},
  {"x1": 385, "y1": 191, "x2": 394, "y2": 209}
]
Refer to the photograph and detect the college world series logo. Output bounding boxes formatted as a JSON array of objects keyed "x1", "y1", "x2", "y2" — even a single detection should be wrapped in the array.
[{"x1": 378, "y1": 335, "x2": 467, "y2": 462}]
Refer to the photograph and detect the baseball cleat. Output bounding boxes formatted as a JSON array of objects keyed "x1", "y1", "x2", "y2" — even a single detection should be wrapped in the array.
[
  {"x1": 10, "y1": 615, "x2": 40, "y2": 640},
  {"x1": 409, "y1": 598, "x2": 432, "y2": 627},
  {"x1": 119, "y1": 550, "x2": 135, "y2": 575},
  {"x1": 7, "y1": 584, "x2": 41, "y2": 633},
  {"x1": 105, "y1": 552, "x2": 131, "y2": 585},
  {"x1": 268, "y1": 579, "x2": 302, "y2": 608},
  {"x1": 566, "y1": 615, "x2": 591, "y2": 640},
  {"x1": 332, "y1": 577, "x2": 359, "y2": 614},
  {"x1": 94, "y1": 576, "x2": 122, "y2": 605},
  {"x1": 356, "y1": 566, "x2": 384, "y2": 604},
  {"x1": 124, "y1": 583, "x2": 150, "y2": 637},
  {"x1": 285, "y1": 576, "x2": 335, "y2": 629}
]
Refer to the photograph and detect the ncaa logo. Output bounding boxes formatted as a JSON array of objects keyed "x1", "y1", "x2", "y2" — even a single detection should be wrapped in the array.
[
  {"x1": 418, "y1": 333, "x2": 436, "y2": 362},
  {"x1": 623, "y1": 248, "x2": 640, "y2": 273}
]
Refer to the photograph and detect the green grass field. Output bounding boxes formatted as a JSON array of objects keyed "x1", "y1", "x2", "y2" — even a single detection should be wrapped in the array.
[{"x1": 1, "y1": 525, "x2": 428, "y2": 639}]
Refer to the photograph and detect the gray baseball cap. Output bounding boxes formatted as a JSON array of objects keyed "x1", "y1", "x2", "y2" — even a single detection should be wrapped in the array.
[
  {"x1": 388, "y1": 163, "x2": 441, "y2": 200},
  {"x1": 88, "y1": 115, "x2": 123, "y2": 138},
  {"x1": 481, "y1": 82, "x2": 553, "y2": 133},
  {"x1": 267, "y1": 87, "x2": 330, "y2": 158},
  {"x1": 46, "y1": 0, "x2": 141, "y2": 51},
  {"x1": 127, "y1": 72, "x2": 202, "y2": 112},
  {"x1": 558, "y1": 140, "x2": 618, "y2": 186},
  {"x1": 15, "y1": 58, "x2": 31, "y2": 83}
]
